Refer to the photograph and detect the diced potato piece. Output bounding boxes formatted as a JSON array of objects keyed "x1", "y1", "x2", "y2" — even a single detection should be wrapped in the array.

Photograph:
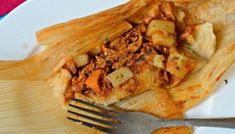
[
  {"x1": 153, "y1": 54, "x2": 166, "y2": 69},
  {"x1": 107, "y1": 67, "x2": 133, "y2": 88},
  {"x1": 179, "y1": 43, "x2": 207, "y2": 72},
  {"x1": 89, "y1": 46, "x2": 101, "y2": 56},
  {"x1": 185, "y1": 22, "x2": 216, "y2": 59},
  {"x1": 147, "y1": 20, "x2": 175, "y2": 36},
  {"x1": 48, "y1": 69, "x2": 72, "y2": 98},
  {"x1": 166, "y1": 53, "x2": 194, "y2": 78},
  {"x1": 151, "y1": 32, "x2": 175, "y2": 47},
  {"x1": 147, "y1": 19, "x2": 176, "y2": 47},
  {"x1": 74, "y1": 54, "x2": 89, "y2": 67}
]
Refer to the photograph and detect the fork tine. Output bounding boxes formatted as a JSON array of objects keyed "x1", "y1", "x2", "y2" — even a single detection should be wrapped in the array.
[
  {"x1": 68, "y1": 103, "x2": 115, "y2": 119},
  {"x1": 71, "y1": 98, "x2": 117, "y2": 115},
  {"x1": 67, "y1": 110, "x2": 120, "y2": 124},
  {"x1": 67, "y1": 116, "x2": 113, "y2": 133}
]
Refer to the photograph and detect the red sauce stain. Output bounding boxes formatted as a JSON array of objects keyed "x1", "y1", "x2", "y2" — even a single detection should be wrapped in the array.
[
  {"x1": 186, "y1": 84, "x2": 201, "y2": 93},
  {"x1": 215, "y1": 71, "x2": 226, "y2": 82},
  {"x1": 190, "y1": 96, "x2": 199, "y2": 99},
  {"x1": 177, "y1": 101, "x2": 186, "y2": 110},
  {"x1": 187, "y1": 87, "x2": 194, "y2": 93},
  {"x1": 174, "y1": 88, "x2": 182, "y2": 92},
  {"x1": 208, "y1": 67, "x2": 216, "y2": 79}
]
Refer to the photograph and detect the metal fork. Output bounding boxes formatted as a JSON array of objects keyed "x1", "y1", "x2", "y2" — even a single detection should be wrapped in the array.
[{"x1": 66, "y1": 98, "x2": 235, "y2": 134}]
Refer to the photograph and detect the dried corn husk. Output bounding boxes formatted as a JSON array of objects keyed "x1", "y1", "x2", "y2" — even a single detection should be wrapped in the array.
[
  {"x1": 36, "y1": 0, "x2": 146, "y2": 46},
  {"x1": 0, "y1": 21, "x2": 132, "y2": 81},
  {"x1": 0, "y1": 0, "x2": 145, "y2": 81}
]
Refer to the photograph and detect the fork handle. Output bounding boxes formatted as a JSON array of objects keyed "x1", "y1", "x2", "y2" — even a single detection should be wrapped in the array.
[{"x1": 160, "y1": 118, "x2": 235, "y2": 128}]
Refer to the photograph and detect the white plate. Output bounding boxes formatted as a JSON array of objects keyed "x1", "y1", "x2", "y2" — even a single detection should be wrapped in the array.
[{"x1": 0, "y1": 0, "x2": 234, "y2": 133}]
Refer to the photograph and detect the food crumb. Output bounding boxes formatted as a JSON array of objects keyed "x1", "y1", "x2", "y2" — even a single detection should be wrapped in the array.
[{"x1": 224, "y1": 79, "x2": 228, "y2": 85}]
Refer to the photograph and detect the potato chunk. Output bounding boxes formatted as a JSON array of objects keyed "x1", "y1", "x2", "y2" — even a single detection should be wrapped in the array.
[
  {"x1": 153, "y1": 54, "x2": 166, "y2": 69},
  {"x1": 151, "y1": 32, "x2": 175, "y2": 47},
  {"x1": 147, "y1": 19, "x2": 175, "y2": 47},
  {"x1": 107, "y1": 67, "x2": 133, "y2": 88},
  {"x1": 74, "y1": 54, "x2": 89, "y2": 67},
  {"x1": 147, "y1": 20, "x2": 175, "y2": 36},
  {"x1": 166, "y1": 53, "x2": 194, "y2": 78},
  {"x1": 185, "y1": 22, "x2": 216, "y2": 59}
]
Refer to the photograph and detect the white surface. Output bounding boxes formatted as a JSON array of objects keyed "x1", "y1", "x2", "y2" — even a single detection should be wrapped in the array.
[{"x1": 0, "y1": 0, "x2": 234, "y2": 133}]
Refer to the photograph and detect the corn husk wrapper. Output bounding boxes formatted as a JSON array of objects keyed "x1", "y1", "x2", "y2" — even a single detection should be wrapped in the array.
[
  {"x1": 0, "y1": 0, "x2": 234, "y2": 134},
  {"x1": 36, "y1": 0, "x2": 147, "y2": 46},
  {"x1": 0, "y1": 0, "x2": 145, "y2": 81}
]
